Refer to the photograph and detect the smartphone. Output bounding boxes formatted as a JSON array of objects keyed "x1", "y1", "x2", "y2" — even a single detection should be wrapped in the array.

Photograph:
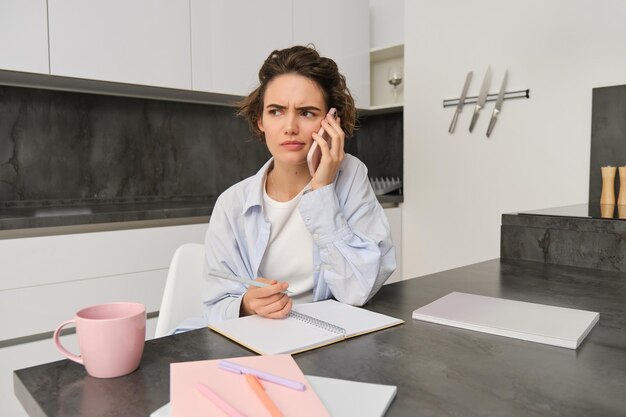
[{"x1": 307, "y1": 108, "x2": 338, "y2": 176}]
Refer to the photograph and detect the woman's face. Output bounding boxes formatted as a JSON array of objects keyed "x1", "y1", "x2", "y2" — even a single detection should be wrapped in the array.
[{"x1": 258, "y1": 73, "x2": 328, "y2": 168}]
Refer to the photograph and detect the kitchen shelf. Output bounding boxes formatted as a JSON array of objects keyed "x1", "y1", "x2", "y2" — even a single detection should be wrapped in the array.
[
  {"x1": 370, "y1": 44, "x2": 404, "y2": 62},
  {"x1": 370, "y1": 43, "x2": 404, "y2": 109}
]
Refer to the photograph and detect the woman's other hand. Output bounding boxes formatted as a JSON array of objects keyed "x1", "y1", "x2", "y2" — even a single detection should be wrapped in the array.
[{"x1": 240, "y1": 278, "x2": 292, "y2": 318}]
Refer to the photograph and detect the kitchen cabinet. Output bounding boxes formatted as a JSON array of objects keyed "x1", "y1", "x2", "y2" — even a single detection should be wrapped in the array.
[
  {"x1": 47, "y1": 0, "x2": 191, "y2": 89},
  {"x1": 0, "y1": 223, "x2": 207, "y2": 342},
  {"x1": 0, "y1": 0, "x2": 49, "y2": 74},
  {"x1": 191, "y1": 0, "x2": 292, "y2": 96},
  {"x1": 383, "y1": 206, "x2": 403, "y2": 284},
  {"x1": 293, "y1": 0, "x2": 370, "y2": 109},
  {"x1": 368, "y1": 0, "x2": 406, "y2": 112},
  {"x1": 3, "y1": 1, "x2": 370, "y2": 106}
]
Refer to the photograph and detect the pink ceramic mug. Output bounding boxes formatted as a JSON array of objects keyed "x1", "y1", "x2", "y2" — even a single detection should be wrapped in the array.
[{"x1": 53, "y1": 302, "x2": 146, "y2": 378}]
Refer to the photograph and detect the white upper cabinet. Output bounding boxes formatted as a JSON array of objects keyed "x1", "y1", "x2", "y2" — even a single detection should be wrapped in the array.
[
  {"x1": 293, "y1": 0, "x2": 370, "y2": 108},
  {"x1": 191, "y1": 0, "x2": 292, "y2": 96},
  {"x1": 48, "y1": 0, "x2": 191, "y2": 89},
  {"x1": 0, "y1": 0, "x2": 49, "y2": 74},
  {"x1": 4, "y1": 0, "x2": 370, "y2": 101}
]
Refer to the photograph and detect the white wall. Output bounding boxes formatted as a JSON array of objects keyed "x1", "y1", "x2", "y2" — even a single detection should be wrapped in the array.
[
  {"x1": 404, "y1": 0, "x2": 626, "y2": 278},
  {"x1": 369, "y1": 0, "x2": 404, "y2": 49}
]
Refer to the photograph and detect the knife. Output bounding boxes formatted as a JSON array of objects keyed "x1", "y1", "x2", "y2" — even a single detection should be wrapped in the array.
[
  {"x1": 469, "y1": 67, "x2": 492, "y2": 132},
  {"x1": 448, "y1": 71, "x2": 473, "y2": 134},
  {"x1": 486, "y1": 70, "x2": 508, "y2": 138}
]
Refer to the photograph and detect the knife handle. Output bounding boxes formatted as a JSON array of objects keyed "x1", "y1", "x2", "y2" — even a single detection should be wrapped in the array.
[
  {"x1": 486, "y1": 111, "x2": 499, "y2": 138},
  {"x1": 469, "y1": 106, "x2": 481, "y2": 133},
  {"x1": 448, "y1": 111, "x2": 460, "y2": 134}
]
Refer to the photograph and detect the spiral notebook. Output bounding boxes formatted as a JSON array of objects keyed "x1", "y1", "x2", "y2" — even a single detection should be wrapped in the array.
[{"x1": 209, "y1": 299, "x2": 404, "y2": 355}]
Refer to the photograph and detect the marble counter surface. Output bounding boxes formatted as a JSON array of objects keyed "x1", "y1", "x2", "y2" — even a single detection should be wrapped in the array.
[
  {"x1": 0, "y1": 194, "x2": 403, "y2": 233},
  {"x1": 14, "y1": 258, "x2": 626, "y2": 417},
  {"x1": 0, "y1": 196, "x2": 216, "y2": 232}
]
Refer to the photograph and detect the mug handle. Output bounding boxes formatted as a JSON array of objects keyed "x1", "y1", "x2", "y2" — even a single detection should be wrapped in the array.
[{"x1": 53, "y1": 319, "x2": 83, "y2": 364}]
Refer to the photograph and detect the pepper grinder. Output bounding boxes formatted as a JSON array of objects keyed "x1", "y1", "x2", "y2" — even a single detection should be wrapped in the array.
[
  {"x1": 618, "y1": 166, "x2": 626, "y2": 206},
  {"x1": 601, "y1": 204, "x2": 615, "y2": 219},
  {"x1": 600, "y1": 166, "x2": 617, "y2": 205}
]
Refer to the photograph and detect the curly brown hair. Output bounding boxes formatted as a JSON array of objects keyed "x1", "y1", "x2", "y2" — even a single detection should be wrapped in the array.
[{"x1": 237, "y1": 45, "x2": 357, "y2": 142}]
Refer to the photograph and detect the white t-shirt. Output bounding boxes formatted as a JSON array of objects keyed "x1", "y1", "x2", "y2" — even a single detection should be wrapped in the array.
[{"x1": 259, "y1": 176, "x2": 314, "y2": 304}]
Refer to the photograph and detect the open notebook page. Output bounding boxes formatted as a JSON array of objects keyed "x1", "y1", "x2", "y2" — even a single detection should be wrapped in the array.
[
  {"x1": 209, "y1": 312, "x2": 344, "y2": 355},
  {"x1": 210, "y1": 300, "x2": 403, "y2": 355}
]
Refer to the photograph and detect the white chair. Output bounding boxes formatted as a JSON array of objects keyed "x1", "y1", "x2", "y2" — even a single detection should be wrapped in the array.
[{"x1": 155, "y1": 243, "x2": 206, "y2": 338}]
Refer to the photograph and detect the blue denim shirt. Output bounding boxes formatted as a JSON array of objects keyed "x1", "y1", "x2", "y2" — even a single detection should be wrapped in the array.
[{"x1": 176, "y1": 154, "x2": 396, "y2": 331}]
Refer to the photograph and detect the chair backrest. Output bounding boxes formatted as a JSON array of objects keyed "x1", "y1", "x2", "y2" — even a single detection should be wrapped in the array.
[{"x1": 155, "y1": 243, "x2": 205, "y2": 338}]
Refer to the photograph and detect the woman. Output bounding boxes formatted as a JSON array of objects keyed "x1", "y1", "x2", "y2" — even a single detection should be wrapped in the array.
[{"x1": 196, "y1": 45, "x2": 396, "y2": 327}]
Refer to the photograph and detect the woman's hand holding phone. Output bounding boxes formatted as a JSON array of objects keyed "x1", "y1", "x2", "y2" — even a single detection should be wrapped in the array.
[
  {"x1": 308, "y1": 108, "x2": 345, "y2": 190},
  {"x1": 240, "y1": 278, "x2": 292, "y2": 318}
]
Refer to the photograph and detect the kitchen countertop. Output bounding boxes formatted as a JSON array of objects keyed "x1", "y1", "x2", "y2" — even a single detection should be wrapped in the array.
[
  {"x1": 0, "y1": 194, "x2": 403, "y2": 234},
  {"x1": 515, "y1": 203, "x2": 626, "y2": 221},
  {"x1": 14, "y1": 258, "x2": 626, "y2": 417},
  {"x1": 503, "y1": 203, "x2": 626, "y2": 234},
  {"x1": 501, "y1": 203, "x2": 626, "y2": 273},
  {"x1": 0, "y1": 196, "x2": 217, "y2": 233}
]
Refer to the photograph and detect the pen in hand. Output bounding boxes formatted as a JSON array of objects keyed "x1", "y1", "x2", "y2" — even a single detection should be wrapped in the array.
[
  {"x1": 245, "y1": 374, "x2": 284, "y2": 417},
  {"x1": 208, "y1": 268, "x2": 292, "y2": 295}
]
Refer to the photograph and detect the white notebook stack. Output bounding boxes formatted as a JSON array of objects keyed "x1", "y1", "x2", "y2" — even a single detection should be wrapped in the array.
[
  {"x1": 412, "y1": 292, "x2": 599, "y2": 349},
  {"x1": 151, "y1": 375, "x2": 397, "y2": 417}
]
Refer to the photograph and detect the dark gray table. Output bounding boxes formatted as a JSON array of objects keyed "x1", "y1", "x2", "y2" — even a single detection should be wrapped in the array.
[{"x1": 14, "y1": 259, "x2": 626, "y2": 417}]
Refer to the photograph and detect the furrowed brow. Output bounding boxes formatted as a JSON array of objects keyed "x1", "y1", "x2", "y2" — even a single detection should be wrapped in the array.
[
  {"x1": 296, "y1": 106, "x2": 322, "y2": 112},
  {"x1": 266, "y1": 103, "x2": 286, "y2": 110}
]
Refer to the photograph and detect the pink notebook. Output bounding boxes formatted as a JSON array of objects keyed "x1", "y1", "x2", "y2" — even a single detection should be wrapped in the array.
[{"x1": 170, "y1": 354, "x2": 331, "y2": 417}]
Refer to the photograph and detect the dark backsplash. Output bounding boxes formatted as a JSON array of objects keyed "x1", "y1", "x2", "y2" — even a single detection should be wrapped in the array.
[
  {"x1": 346, "y1": 110, "x2": 403, "y2": 180},
  {"x1": 0, "y1": 85, "x2": 402, "y2": 205},
  {"x1": 590, "y1": 85, "x2": 626, "y2": 204}
]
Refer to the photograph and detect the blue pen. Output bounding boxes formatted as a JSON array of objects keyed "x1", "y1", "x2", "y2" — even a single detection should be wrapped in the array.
[{"x1": 208, "y1": 269, "x2": 293, "y2": 295}]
